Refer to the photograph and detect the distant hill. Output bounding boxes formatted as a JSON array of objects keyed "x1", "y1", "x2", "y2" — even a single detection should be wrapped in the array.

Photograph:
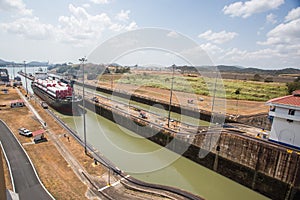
[
  {"x1": 27, "y1": 61, "x2": 49, "y2": 66},
  {"x1": 0, "y1": 59, "x2": 11, "y2": 65},
  {"x1": 216, "y1": 65, "x2": 245, "y2": 72},
  {"x1": 175, "y1": 65, "x2": 300, "y2": 75},
  {"x1": 231, "y1": 67, "x2": 300, "y2": 75},
  {"x1": 0, "y1": 59, "x2": 50, "y2": 66}
]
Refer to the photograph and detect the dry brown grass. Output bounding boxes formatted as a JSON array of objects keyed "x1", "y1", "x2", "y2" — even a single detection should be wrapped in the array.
[
  {"x1": 1, "y1": 150, "x2": 13, "y2": 191},
  {"x1": 0, "y1": 86, "x2": 90, "y2": 199},
  {"x1": 27, "y1": 91, "x2": 106, "y2": 178}
]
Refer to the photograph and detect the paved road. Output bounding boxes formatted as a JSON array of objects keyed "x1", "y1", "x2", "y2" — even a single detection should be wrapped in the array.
[{"x1": 0, "y1": 120, "x2": 53, "y2": 200}]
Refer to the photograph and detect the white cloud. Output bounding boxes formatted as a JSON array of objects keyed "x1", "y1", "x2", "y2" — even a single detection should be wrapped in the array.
[
  {"x1": 210, "y1": 45, "x2": 298, "y2": 68},
  {"x1": 167, "y1": 31, "x2": 180, "y2": 38},
  {"x1": 258, "y1": 18, "x2": 300, "y2": 46},
  {"x1": 200, "y1": 43, "x2": 223, "y2": 55},
  {"x1": 125, "y1": 21, "x2": 138, "y2": 31},
  {"x1": 198, "y1": 30, "x2": 238, "y2": 44},
  {"x1": 0, "y1": 0, "x2": 32, "y2": 16},
  {"x1": 115, "y1": 10, "x2": 130, "y2": 22},
  {"x1": 223, "y1": 9, "x2": 300, "y2": 67},
  {"x1": 82, "y1": 4, "x2": 91, "y2": 9},
  {"x1": 109, "y1": 21, "x2": 137, "y2": 32},
  {"x1": 266, "y1": 13, "x2": 277, "y2": 24},
  {"x1": 285, "y1": 7, "x2": 300, "y2": 22},
  {"x1": 90, "y1": 0, "x2": 110, "y2": 4},
  {"x1": 261, "y1": 19, "x2": 300, "y2": 59},
  {"x1": 197, "y1": 40, "x2": 298, "y2": 68},
  {"x1": 57, "y1": 4, "x2": 113, "y2": 45},
  {"x1": 0, "y1": 17, "x2": 54, "y2": 40},
  {"x1": 223, "y1": 0, "x2": 284, "y2": 18},
  {"x1": 0, "y1": 4, "x2": 138, "y2": 46}
]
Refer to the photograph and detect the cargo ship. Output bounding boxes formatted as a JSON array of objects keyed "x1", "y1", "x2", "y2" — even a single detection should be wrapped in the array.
[{"x1": 31, "y1": 77, "x2": 82, "y2": 115}]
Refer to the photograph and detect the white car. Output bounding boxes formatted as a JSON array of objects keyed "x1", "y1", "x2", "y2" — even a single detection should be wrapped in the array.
[{"x1": 18, "y1": 128, "x2": 32, "y2": 137}]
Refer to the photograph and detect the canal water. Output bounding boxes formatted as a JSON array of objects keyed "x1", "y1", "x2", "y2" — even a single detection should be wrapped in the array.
[{"x1": 10, "y1": 67, "x2": 269, "y2": 200}]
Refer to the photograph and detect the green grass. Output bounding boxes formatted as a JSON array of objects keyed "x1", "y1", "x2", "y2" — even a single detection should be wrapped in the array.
[{"x1": 101, "y1": 73, "x2": 288, "y2": 102}]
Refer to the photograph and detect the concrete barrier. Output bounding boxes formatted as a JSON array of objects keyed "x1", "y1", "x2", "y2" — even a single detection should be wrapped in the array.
[{"x1": 84, "y1": 98, "x2": 300, "y2": 200}]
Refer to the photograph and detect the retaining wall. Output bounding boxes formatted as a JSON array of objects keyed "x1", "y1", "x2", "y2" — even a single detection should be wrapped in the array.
[{"x1": 84, "y1": 99, "x2": 300, "y2": 200}]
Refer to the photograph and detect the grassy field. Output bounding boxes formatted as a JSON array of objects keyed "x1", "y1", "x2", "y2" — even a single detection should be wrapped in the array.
[{"x1": 99, "y1": 73, "x2": 288, "y2": 102}]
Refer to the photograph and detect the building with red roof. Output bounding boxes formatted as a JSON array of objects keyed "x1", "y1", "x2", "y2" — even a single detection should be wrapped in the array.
[
  {"x1": 32, "y1": 129, "x2": 46, "y2": 143},
  {"x1": 267, "y1": 90, "x2": 300, "y2": 148}
]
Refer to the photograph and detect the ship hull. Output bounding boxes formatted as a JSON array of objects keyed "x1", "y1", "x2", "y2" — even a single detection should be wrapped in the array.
[{"x1": 31, "y1": 84, "x2": 82, "y2": 115}]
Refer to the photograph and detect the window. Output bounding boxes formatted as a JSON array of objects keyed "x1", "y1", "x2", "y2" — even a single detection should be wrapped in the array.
[
  {"x1": 288, "y1": 109, "x2": 295, "y2": 115},
  {"x1": 270, "y1": 106, "x2": 276, "y2": 112}
]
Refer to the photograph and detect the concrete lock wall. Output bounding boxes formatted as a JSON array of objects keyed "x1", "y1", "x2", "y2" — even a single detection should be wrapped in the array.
[
  {"x1": 76, "y1": 82, "x2": 270, "y2": 127},
  {"x1": 83, "y1": 89, "x2": 300, "y2": 200},
  {"x1": 76, "y1": 82, "x2": 214, "y2": 122}
]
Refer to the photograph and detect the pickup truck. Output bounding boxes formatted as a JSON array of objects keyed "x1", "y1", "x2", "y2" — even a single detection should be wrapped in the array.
[{"x1": 18, "y1": 128, "x2": 32, "y2": 137}]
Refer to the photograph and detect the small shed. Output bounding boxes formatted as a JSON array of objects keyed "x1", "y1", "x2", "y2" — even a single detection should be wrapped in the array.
[
  {"x1": 10, "y1": 99, "x2": 24, "y2": 108},
  {"x1": 32, "y1": 129, "x2": 46, "y2": 142}
]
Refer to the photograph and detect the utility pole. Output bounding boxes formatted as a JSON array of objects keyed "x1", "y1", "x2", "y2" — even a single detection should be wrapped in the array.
[
  {"x1": 24, "y1": 61, "x2": 28, "y2": 96},
  {"x1": 167, "y1": 64, "x2": 175, "y2": 127},
  {"x1": 79, "y1": 57, "x2": 88, "y2": 154}
]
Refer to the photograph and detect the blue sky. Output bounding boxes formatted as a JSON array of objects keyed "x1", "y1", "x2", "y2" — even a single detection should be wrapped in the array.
[{"x1": 0, "y1": 0, "x2": 299, "y2": 69}]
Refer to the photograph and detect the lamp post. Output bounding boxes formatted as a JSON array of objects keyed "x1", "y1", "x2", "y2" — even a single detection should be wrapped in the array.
[
  {"x1": 12, "y1": 62, "x2": 15, "y2": 79},
  {"x1": 209, "y1": 74, "x2": 218, "y2": 151},
  {"x1": 24, "y1": 61, "x2": 28, "y2": 96},
  {"x1": 79, "y1": 57, "x2": 88, "y2": 154},
  {"x1": 167, "y1": 64, "x2": 175, "y2": 127},
  {"x1": 111, "y1": 72, "x2": 113, "y2": 91}
]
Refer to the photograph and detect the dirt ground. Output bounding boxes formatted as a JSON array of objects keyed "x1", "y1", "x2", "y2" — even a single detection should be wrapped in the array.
[
  {"x1": 1, "y1": 150, "x2": 12, "y2": 191},
  {"x1": 0, "y1": 85, "x2": 96, "y2": 199},
  {"x1": 28, "y1": 91, "x2": 106, "y2": 178},
  {"x1": 1, "y1": 83, "x2": 194, "y2": 200},
  {"x1": 88, "y1": 79, "x2": 268, "y2": 116}
]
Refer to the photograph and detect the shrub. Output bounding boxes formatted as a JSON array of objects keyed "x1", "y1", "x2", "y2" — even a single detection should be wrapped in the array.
[
  {"x1": 252, "y1": 74, "x2": 262, "y2": 81},
  {"x1": 264, "y1": 77, "x2": 273, "y2": 82}
]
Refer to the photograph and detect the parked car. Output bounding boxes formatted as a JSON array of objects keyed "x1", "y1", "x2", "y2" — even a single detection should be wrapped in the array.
[{"x1": 18, "y1": 128, "x2": 32, "y2": 137}]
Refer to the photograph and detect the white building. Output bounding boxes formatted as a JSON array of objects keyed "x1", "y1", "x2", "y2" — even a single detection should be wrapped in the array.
[{"x1": 267, "y1": 90, "x2": 300, "y2": 148}]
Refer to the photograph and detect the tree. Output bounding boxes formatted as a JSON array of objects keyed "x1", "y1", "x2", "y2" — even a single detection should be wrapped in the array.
[
  {"x1": 253, "y1": 74, "x2": 261, "y2": 81},
  {"x1": 287, "y1": 82, "x2": 300, "y2": 94},
  {"x1": 56, "y1": 65, "x2": 71, "y2": 74},
  {"x1": 264, "y1": 77, "x2": 273, "y2": 82},
  {"x1": 115, "y1": 66, "x2": 130, "y2": 74},
  {"x1": 87, "y1": 73, "x2": 97, "y2": 80}
]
